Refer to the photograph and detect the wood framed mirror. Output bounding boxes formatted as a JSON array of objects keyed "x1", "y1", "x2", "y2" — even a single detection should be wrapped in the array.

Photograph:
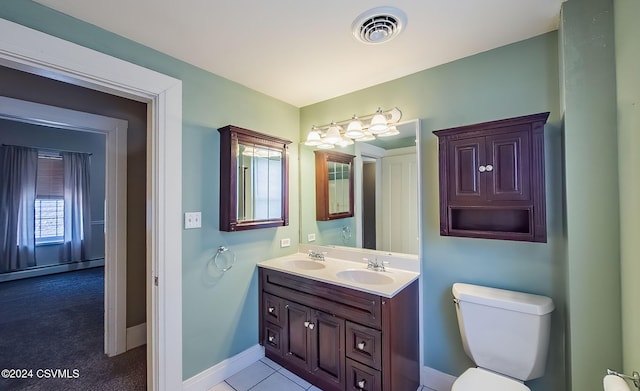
[
  {"x1": 219, "y1": 125, "x2": 291, "y2": 231},
  {"x1": 315, "y1": 150, "x2": 355, "y2": 221}
]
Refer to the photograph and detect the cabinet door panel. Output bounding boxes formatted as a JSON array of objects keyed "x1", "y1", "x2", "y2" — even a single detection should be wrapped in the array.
[
  {"x1": 283, "y1": 302, "x2": 310, "y2": 369},
  {"x1": 448, "y1": 137, "x2": 485, "y2": 202},
  {"x1": 310, "y1": 311, "x2": 345, "y2": 388},
  {"x1": 486, "y1": 130, "x2": 530, "y2": 201}
]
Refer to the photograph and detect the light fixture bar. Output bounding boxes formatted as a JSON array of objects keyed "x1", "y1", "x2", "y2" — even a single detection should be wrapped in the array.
[{"x1": 303, "y1": 107, "x2": 402, "y2": 148}]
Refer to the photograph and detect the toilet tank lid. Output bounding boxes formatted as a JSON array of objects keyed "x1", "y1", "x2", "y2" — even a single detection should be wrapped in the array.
[{"x1": 452, "y1": 283, "x2": 554, "y2": 315}]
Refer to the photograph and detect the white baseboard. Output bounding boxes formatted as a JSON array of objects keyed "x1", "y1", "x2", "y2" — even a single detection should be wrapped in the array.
[
  {"x1": 183, "y1": 344, "x2": 265, "y2": 391},
  {"x1": 0, "y1": 258, "x2": 105, "y2": 282},
  {"x1": 126, "y1": 322, "x2": 146, "y2": 350},
  {"x1": 421, "y1": 366, "x2": 457, "y2": 391}
]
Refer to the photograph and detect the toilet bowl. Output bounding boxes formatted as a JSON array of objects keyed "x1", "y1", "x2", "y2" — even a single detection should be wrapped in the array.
[
  {"x1": 452, "y1": 368, "x2": 529, "y2": 391},
  {"x1": 451, "y1": 283, "x2": 554, "y2": 391}
]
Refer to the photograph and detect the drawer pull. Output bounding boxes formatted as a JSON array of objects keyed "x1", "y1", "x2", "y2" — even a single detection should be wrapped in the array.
[
  {"x1": 357, "y1": 341, "x2": 366, "y2": 350},
  {"x1": 267, "y1": 306, "x2": 275, "y2": 313},
  {"x1": 357, "y1": 379, "x2": 366, "y2": 389}
]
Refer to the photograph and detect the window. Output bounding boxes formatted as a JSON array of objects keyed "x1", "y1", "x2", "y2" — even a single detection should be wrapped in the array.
[{"x1": 35, "y1": 153, "x2": 64, "y2": 245}]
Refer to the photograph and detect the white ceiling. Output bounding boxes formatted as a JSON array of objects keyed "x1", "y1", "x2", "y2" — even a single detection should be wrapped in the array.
[{"x1": 35, "y1": 0, "x2": 563, "y2": 107}]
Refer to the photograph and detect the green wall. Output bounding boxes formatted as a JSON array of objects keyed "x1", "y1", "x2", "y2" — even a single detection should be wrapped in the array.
[
  {"x1": 301, "y1": 32, "x2": 565, "y2": 391},
  {"x1": 614, "y1": 0, "x2": 640, "y2": 376},
  {"x1": 0, "y1": 1, "x2": 300, "y2": 379},
  {"x1": 3, "y1": 1, "x2": 633, "y2": 389},
  {"x1": 560, "y1": 0, "x2": 622, "y2": 389}
]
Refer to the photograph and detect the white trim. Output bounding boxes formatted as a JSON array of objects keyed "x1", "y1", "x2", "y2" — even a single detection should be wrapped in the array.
[
  {"x1": 0, "y1": 96, "x2": 129, "y2": 357},
  {"x1": 126, "y1": 322, "x2": 147, "y2": 350},
  {"x1": 421, "y1": 366, "x2": 457, "y2": 391},
  {"x1": 0, "y1": 18, "x2": 183, "y2": 391},
  {"x1": 183, "y1": 344, "x2": 265, "y2": 391}
]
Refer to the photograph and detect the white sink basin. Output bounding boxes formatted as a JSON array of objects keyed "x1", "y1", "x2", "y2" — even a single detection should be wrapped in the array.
[
  {"x1": 335, "y1": 269, "x2": 394, "y2": 285},
  {"x1": 285, "y1": 259, "x2": 326, "y2": 270}
]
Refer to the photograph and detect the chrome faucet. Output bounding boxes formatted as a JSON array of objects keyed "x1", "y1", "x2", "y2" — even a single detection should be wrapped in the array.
[
  {"x1": 365, "y1": 258, "x2": 387, "y2": 272},
  {"x1": 308, "y1": 250, "x2": 326, "y2": 261}
]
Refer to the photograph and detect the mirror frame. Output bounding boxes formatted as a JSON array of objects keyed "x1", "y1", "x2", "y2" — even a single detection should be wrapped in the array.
[
  {"x1": 218, "y1": 125, "x2": 291, "y2": 231},
  {"x1": 314, "y1": 150, "x2": 355, "y2": 221}
]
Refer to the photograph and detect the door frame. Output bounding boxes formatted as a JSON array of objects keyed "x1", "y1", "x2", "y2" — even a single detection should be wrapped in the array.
[
  {"x1": 0, "y1": 96, "x2": 129, "y2": 357},
  {"x1": 0, "y1": 18, "x2": 184, "y2": 391}
]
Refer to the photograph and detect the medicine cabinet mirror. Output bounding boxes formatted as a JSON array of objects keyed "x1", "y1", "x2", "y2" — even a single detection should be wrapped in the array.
[
  {"x1": 219, "y1": 125, "x2": 291, "y2": 231},
  {"x1": 315, "y1": 150, "x2": 355, "y2": 221}
]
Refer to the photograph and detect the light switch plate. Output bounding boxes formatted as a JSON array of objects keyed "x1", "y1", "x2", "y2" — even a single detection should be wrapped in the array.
[
  {"x1": 307, "y1": 233, "x2": 316, "y2": 242},
  {"x1": 184, "y1": 212, "x2": 201, "y2": 229},
  {"x1": 280, "y1": 238, "x2": 291, "y2": 248}
]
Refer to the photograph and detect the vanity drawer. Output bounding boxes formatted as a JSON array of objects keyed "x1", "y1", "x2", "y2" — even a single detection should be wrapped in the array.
[
  {"x1": 346, "y1": 358, "x2": 382, "y2": 391},
  {"x1": 263, "y1": 322, "x2": 284, "y2": 357},
  {"x1": 260, "y1": 268, "x2": 382, "y2": 328},
  {"x1": 346, "y1": 321, "x2": 382, "y2": 370},
  {"x1": 263, "y1": 293, "x2": 285, "y2": 327}
]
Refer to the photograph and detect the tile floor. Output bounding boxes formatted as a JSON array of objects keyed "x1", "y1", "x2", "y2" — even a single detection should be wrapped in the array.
[{"x1": 208, "y1": 357, "x2": 435, "y2": 391}]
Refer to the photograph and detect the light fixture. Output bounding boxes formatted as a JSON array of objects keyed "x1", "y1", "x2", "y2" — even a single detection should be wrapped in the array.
[
  {"x1": 323, "y1": 122, "x2": 343, "y2": 145},
  {"x1": 345, "y1": 115, "x2": 364, "y2": 139},
  {"x1": 369, "y1": 108, "x2": 388, "y2": 134},
  {"x1": 377, "y1": 125, "x2": 399, "y2": 137},
  {"x1": 302, "y1": 107, "x2": 402, "y2": 149},
  {"x1": 303, "y1": 126, "x2": 322, "y2": 146},
  {"x1": 356, "y1": 131, "x2": 375, "y2": 142}
]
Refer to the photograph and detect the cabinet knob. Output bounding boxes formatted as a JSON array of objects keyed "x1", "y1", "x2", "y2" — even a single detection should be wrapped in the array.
[
  {"x1": 357, "y1": 341, "x2": 366, "y2": 350},
  {"x1": 304, "y1": 321, "x2": 310, "y2": 328},
  {"x1": 308, "y1": 322, "x2": 315, "y2": 330},
  {"x1": 357, "y1": 379, "x2": 366, "y2": 389},
  {"x1": 485, "y1": 164, "x2": 493, "y2": 172},
  {"x1": 267, "y1": 306, "x2": 275, "y2": 313},
  {"x1": 268, "y1": 336, "x2": 275, "y2": 342},
  {"x1": 478, "y1": 165, "x2": 486, "y2": 172}
]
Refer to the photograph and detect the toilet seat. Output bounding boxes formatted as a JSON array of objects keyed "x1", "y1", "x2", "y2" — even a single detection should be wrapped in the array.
[{"x1": 452, "y1": 368, "x2": 530, "y2": 391}]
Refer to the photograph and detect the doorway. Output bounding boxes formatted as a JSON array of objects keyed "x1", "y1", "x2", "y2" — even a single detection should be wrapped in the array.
[{"x1": 0, "y1": 18, "x2": 184, "y2": 390}]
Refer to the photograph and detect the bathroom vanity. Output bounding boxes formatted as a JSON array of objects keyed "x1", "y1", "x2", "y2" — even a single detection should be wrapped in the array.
[{"x1": 258, "y1": 253, "x2": 419, "y2": 391}]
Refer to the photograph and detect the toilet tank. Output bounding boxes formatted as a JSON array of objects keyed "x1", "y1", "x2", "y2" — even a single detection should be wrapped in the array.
[{"x1": 452, "y1": 283, "x2": 554, "y2": 381}]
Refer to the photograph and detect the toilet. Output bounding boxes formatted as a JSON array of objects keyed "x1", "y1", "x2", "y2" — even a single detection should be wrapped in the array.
[{"x1": 451, "y1": 283, "x2": 555, "y2": 391}]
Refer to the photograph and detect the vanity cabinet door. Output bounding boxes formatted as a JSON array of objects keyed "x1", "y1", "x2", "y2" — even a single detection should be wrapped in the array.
[
  {"x1": 309, "y1": 310, "x2": 345, "y2": 389},
  {"x1": 283, "y1": 301, "x2": 311, "y2": 371}
]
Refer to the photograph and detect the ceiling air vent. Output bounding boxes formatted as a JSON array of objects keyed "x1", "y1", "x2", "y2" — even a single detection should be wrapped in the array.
[{"x1": 352, "y1": 6, "x2": 407, "y2": 45}]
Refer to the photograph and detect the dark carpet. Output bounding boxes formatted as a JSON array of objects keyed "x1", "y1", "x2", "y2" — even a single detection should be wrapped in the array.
[{"x1": 0, "y1": 267, "x2": 146, "y2": 391}]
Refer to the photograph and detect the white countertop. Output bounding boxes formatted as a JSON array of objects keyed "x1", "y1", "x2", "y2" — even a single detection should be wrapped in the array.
[{"x1": 258, "y1": 252, "x2": 420, "y2": 298}]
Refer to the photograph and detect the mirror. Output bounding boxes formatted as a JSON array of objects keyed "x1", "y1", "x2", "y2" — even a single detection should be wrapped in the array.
[
  {"x1": 219, "y1": 125, "x2": 291, "y2": 231},
  {"x1": 314, "y1": 150, "x2": 354, "y2": 220},
  {"x1": 300, "y1": 119, "x2": 420, "y2": 255}
]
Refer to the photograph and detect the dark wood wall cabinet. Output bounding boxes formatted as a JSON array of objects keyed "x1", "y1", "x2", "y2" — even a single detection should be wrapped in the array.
[
  {"x1": 315, "y1": 150, "x2": 355, "y2": 221},
  {"x1": 259, "y1": 267, "x2": 419, "y2": 391},
  {"x1": 218, "y1": 125, "x2": 291, "y2": 231},
  {"x1": 433, "y1": 112, "x2": 549, "y2": 242}
]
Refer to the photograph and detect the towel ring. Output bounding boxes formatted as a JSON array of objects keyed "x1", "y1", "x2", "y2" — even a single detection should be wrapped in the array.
[{"x1": 212, "y1": 246, "x2": 236, "y2": 272}]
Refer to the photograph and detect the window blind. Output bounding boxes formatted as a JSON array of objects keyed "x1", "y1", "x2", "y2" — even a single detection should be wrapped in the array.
[{"x1": 36, "y1": 154, "x2": 64, "y2": 198}]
